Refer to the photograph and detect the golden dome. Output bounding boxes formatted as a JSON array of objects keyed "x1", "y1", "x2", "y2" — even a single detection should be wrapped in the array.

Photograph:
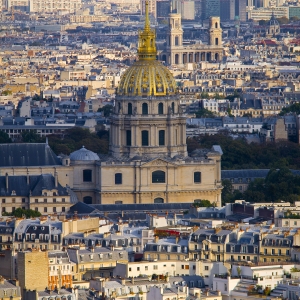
[{"x1": 117, "y1": 1, "x2": 177, "y2": 97}]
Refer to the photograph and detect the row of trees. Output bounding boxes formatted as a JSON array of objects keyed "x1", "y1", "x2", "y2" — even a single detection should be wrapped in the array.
[
  {"x1": 187, "y1": 133, "x2": 300, "y2": 170},
  {"x1": 222, "y1": 168, "x2": 300, "y2": 205},
  {"x1": 0, "y1": 127, "x2": 109, "y2": 155},
  {"x1": 48, "y1": 127, "x2": 109, "y2": 155}
]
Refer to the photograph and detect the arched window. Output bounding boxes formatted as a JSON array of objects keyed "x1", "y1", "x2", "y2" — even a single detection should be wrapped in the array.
[
  {"x1": 115, "y1": 173, "x2": 122, "y2": 184},
  {"x1": 215, "y1": 22, "x2": 218, "y2": 28},
  {"x1": 83, "y1": 196, "x2": 92, "y2": 204},
  {"x1": 171, "y1": 102, "x2": 175, "y2": 113},
  {"x1": 142, "y1": 130, "x2": 149, "y2": 146},
  {"x1": 154, "y1": 198, "x2": 164, "y2": 203},
  {"x1": 194, "y1": 172, "x2": 201, "y2": 183},
  {"x1": 152, "y1": 171, "x2": 165, "y2": 183},
  {"x1": 142, "y1": 103, "x2": 148, "y2": 115},
  {"x1": 159, "y1": 130, "x2": 165, "y2": 146},
  {"x1": 158, "y1": 103, "x2": 164, "y2": 114},
  {"x1": 126, "y1": 130, "x2": 131, "y2": 146},
  {"x1": 128, "y1": 103, "x2": 132, "y2": 115},
  {"x1": 83, "y1": 169, "x2": 92, "y2": 182}
]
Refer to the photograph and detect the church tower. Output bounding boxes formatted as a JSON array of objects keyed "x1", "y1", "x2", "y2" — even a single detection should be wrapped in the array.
[
  {"x1": 110, "y1": 1, "x2": 187, "y2": 159},
  {"x1": 209, "y1": 16, "x2": 222, "y2": 46},
  {"x1": 167, "y1": 10, "x2": 183, "y2": 48}
]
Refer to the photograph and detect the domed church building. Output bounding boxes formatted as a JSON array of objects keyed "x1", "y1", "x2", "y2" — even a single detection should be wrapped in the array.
[{"x1": 70, "y1": 2, "x2": 223, "y2": 206}]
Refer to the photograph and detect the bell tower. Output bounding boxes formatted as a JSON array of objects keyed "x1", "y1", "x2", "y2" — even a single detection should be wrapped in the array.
[
  {"x1": 167, "y1": 11, "x2": 183, "y2": 48},
  {"x1": 209, "y1": 17, "x2": 222, "y2": 46}
]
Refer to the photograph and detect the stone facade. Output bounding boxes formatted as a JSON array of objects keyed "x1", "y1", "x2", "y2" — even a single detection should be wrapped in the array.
[
  {"x1": 159, "y1": 15, "x2": 223, "y2": 65},
  {"x1": 17, "y1": 250, "x2": 48, "y2": 293}
]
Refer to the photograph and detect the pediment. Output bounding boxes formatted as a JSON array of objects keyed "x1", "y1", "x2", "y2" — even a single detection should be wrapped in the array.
[{"x1": 141, "y1": 158, "x2": 177, "y2": 167}]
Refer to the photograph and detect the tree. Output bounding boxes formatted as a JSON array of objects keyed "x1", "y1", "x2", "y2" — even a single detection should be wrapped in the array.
[
  {"x1": 279, "y1": 103, "x2": 300, "y2": 116},
  {"x1": 0, "y1": 131, "x2": 11, "y2": 143},
  {"x1": 277, "y1": 17, "x2": 289, "y2": 25},
  {"x1": 21, "y1": 130, "x2": 44, "y2": 143},
  {"x1": 195, "y1": 108, "x2": 215, "y2": 118},
  {"x1": 2, "y1": 90, "x2": 12, "y2": 96},
  {"x1": 214, "y1": 93, "x2": 223, "y2": 99},
  {"x1": 98, "y1": 104, "x2": 113, "y2": 117},
  {"x1": 226, "y1": 90, "x2": 240, "y2": 102},
  {"x1": 259, "y1": 20, "x2": 268, "y2": 26},
  {"x1": 290, "y1": 16, "x2": 300, "y2": 22},
  {"x1": 193, "y1": 200, "x2": 213, "y2": 207},
  {"x1": 3, "y1": 208, "x2": 41, "y2": 218},
  {"x1": 200, "y1": 92, "x2": 210, "y2": 99}
]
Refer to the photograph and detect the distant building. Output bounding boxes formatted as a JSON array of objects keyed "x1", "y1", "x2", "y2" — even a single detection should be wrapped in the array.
[
  {"x1": 18, "y1": 250, "x2": 49, "y2": 294},
  {"x1": 289, "y1": 6, "x2": 300, "y2": 20},
  {"x1": 202, "y1": 0, "x2": 220, "y2": 19},
  {"x1": 235, "y1": 0, "x2": 247, "y2": 22},
  {"x1": 220, "y1": 0, "x2": 235, "y2": 22},
  {"x1": 156, "y1": 0, "x2": 170, "y2": 21}
]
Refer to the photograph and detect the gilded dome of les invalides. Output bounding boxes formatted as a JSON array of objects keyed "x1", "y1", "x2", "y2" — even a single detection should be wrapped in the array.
[{"x1": 117, "y1": 2, "x2": 177, "y2": 97}]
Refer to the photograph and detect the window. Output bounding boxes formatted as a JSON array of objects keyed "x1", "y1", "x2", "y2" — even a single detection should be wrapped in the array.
[
  {"x1": 83, "y1": 196, "x2": 92, "y2": 204},
  {"x1": 158, "y1": 103, "x2": 163, "y2": 114},
  {"x1": 159, "y1": 130, "x2": 165, "y2": 146},
  {"x1": 115, "y1": 173, "x2": 122, "y2": 184},
  {"x1": 205, "y1": 266, "x2": 209, "y2": 270},
  {"x1": 44, "y1": 207, "x2": 47, "y2": 213},
  {"x1": 194, "y1": 172, "x2": 201, "y2": 183},
  {"x1": 152, "y1": 171, "x2": 165, "y2": 183},
  {"x1": 22, "y1": 198, "x2": 25, "y2": 203},
  {"x1": 128, "y1": 103, "x2": 132, "y2": 115},
  {"x1": 53, "y1": 198, "x2": 56, "y2": 203},
  {"x1": 154, "y1": 198, "x2": 164, "y2": 203},
  {"x1": 44, "y1": 199, "x2": 47, "y2": 203},
  {"x1": 53, "y1": 207, "x2": 56, "y2": 213},
  {"x1": 171, "y1": 102, "x2": 175, "y2": 113},
  {"x1": 35, "y1": 199, "x2": 38, "y2": 203},
  {"x1": 1, "y1": 199, "x2": 5, "y2": 203},
  {"x1": 126, "y1": 130, "x2": 131, "y2": 146},
  {"x1": 83, "y1": 169, "x2": 92, "y2": 182},
  {"x1": 142, "y1": 103, "x2": 148, "y2": 115},
  {"x1": 62, "y1": 198, "x2": 65, "y2": 202},
  {"x1": 142, "y1": 130, "x2": 149, "y2": 146},
  {"x1": 12, "y1": 198, "x2": 15, "y2": 203}
]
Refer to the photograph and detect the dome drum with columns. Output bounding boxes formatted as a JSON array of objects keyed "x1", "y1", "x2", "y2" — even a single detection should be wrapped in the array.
[
  {"x1": 67, "y1": 2, "x2": 223, "y2": 207},
  {"x1": 110, "y1": 1, "x2": 187, "y2": 159}
]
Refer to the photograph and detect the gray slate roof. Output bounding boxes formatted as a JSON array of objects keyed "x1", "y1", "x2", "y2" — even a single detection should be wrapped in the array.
[
  {"x1": 0, "y1": 174, "x2": 68, "y2": 197},
  {"x1": 0, "y1": 143, "x2": 61, "y2": 167}
]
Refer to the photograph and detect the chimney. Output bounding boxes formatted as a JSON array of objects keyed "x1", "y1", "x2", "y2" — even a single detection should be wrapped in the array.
[
  {"x1": 5, "y1": 173, "x2": 8, "y2": 191},
  {"x1": 131, "y1": 277, "x2": 134, "y2": 284},
  {"x1": 121, "y1": 278, "x2": 126, "y2": 285},
  {"x1": 54, "y1": 171, "x2": 58, "y2": 188},
  {"x1": 154, "y1": 235, "x2": 159, "y2": 243}
]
